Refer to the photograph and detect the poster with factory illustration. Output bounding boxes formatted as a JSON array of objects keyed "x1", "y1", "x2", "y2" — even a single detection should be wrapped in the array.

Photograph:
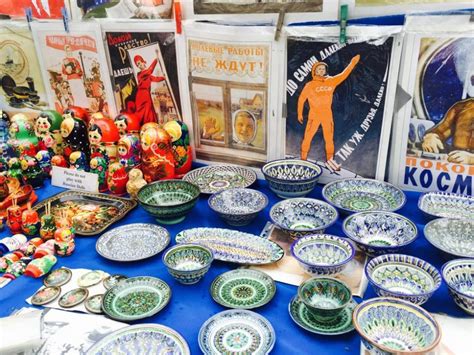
[
  {"x1": 389, "y1": 16, "x2": 473, "y2": 195},
  {"x1": 285, "y1": 26, "x2": 402, "y2": 183},
  {"x1": 0, "y1": 22, "x2": 47, "y2": 115},
  {"x1": 103, "y1": 23, "x2": 181, "y2": 125},
  {"x1": 31, "y1": 22, "x2": 116, "y2": 116}
]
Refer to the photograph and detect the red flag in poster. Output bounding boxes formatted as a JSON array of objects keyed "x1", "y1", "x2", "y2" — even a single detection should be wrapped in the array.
[{"x1": 0, "y1": 0, "x2": 65, "y2": 19}]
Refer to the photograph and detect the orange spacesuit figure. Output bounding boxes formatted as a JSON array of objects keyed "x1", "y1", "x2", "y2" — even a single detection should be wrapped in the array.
[{"x1": 297, "y1": 55, "x2": 360, "y2": 162}]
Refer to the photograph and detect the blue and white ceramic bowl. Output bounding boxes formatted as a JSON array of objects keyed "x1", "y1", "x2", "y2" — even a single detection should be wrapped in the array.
[
  {"x1": 418, "y1": 191, "x2": 474, "y2": 220},
  {"x1": 261, "y1": 159, "x2": 322, "y2": 199},
  {"x1": 424, "y1": 218, "x2": 474, "y2": 259},
  {"x1": 208, "y1": 188, "x2": 268, "y2": 226},
  {"x1": 442, "y1": 259, "x2": 474, "y2": 315},
  {"x1": 270, "y1": 198, "x2": 338, "y2": 238},
  {"x1": 353, "y1": 297, "x2": 441, "y2": 355},
  {"x1": 291, "y1": 234, "x2": 355, "y2": 276},
  {"x1": 343, "y1": 212, "x2": 418, "y2": 256},
  {"x1": 365, "y1": 254, "x2": 441, "y2": 305},
  {"x1": 322, "y1": 178, "x2": 406, "y2": 214}
]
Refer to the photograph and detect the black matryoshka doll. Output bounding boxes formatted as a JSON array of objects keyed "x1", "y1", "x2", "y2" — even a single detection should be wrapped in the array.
[{"x1": 60, "y1": 108, "x2": 90, "y2": 159}]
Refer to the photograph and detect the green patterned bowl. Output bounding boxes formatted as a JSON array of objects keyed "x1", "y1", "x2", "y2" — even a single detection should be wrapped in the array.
[
  {"x1": 163, "y1": 244, "x2": 213, "y2": 285},
  {"x1": 137, "y1": 180, "x2": 200, "y2": 224},
  {"x1": 298, "y1": 277, "x2": 352, "y2": 322}
]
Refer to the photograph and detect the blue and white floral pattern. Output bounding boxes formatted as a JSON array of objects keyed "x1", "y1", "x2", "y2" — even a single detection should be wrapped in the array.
[
  {"x1": 418, "y1": 192, "x2": 473, "y2": 220},
  {"x1": 424, "y1": 218, "x2": 474, "y2": 258},
  {"x1": 442, "y1": 259, "x2": 474, "y2": 315}
]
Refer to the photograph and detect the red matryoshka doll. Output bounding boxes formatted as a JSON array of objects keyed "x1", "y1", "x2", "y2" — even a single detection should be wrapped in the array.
[
  {"x1": 89, "y1": 113, "x2": 120, "y2": 162},
  {"x1": 69, "y1": 151, "x2": 90, "y2": 172},
  {"x1": 114, "y1": 113, "x2": 141, "y2": 138},
  {"x1": 34, "y1": 110, "x2": 64, "y2": 155},
  {"x1": 90, "y1": 156, "x2": 109, "y2": 192},
  {"x1": 107, "y1": 162, "x2": 128, "y2": 195},
  {"x1": 54, "y1": 227, "x2": 75, "y2": 257},
  {"x1": 163, "y1": 121, "x2": 192, "y2": 178},
  {"x1": 51, "y1": 155, "x2": 68, "y2": 173},
  {"x1": 0, "y1": 175, "x2": 8, "y2": 201},
  {"x1": 140, "y1": 123, "x2": 175, "y2": 183},
  {"x1": 60, "y1": 108, "x2": 90, "y2": 159},
  {"x1": 118, "y1": 134, "x2": 140, "y2": 172},
  {"x1": 7, "y1": 200, "x2": 22, "y2": 234},
  {"x1": 33, "y1": 239, "x2": 56, "y2": 259},
  {"x1": 8, "y1": 114, "x2": 38, "y2": 157},
  {"x1": 21, "y1": 204, "x2": 40, "y2": 237}
]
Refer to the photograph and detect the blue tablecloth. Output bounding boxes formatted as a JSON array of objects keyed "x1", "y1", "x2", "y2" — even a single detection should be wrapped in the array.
[{"x1": 0, "y1": 177, "x2": 467, "y2": 354}]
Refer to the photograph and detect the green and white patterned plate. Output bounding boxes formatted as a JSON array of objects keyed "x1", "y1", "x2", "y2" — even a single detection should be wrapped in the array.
[
  {"x1": 183, "y1": 165, "x2": 257, "y2": 194},
  {"x1": 289, "y1": 296, "x2": 357, "y2": 335},
  {"x1": 211, "y1": 269, "x2": 276, "y2": 309},
  {"x1": 102, "y1": 276, "x2": 171, "y2": 321}
]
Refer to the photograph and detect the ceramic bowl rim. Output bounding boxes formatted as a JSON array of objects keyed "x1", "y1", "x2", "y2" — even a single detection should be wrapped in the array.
[
  {"x1": 297, "y1": 276, "x2": 352, "y2": 312},
  {"x1": 208, "y1": 188, "x2": 269, "y2": 216},
  {"x1": 261, "y1": 158, "x2": 322, "y2": 183},
  {"x1": 418, "y1": 191, "x2": 473, "y2": 220},
  {"x1": 137, "y1": 179, "x2": 200, "y2": 208},
  {"x1": 342, "y1": 211, "x2": 418, "y2": 250},
  {"x1": 322, "y1": 178, "x2": 407, "y2": 213},
  {"x1": 290, "y1": 234, "x2": 356, "y2": 268},
  {"x1": 441, "y1": 258, "x2": 474, "y2": 300},
  {"x1": 269, "y1": 198, "x2": 339, "y2": 232},
  {"x1": 162, "y1": 243, "x2": 214, "y2": 273},
  {"x1": 352, "y1": 297, "x2": 442, "y2": 354},
  {"x1": 365, "y1": 254, "x2": 442, "y2": 297},
  {"x1": 424, "y1": 218, "x2": 474, "y2": 258}
]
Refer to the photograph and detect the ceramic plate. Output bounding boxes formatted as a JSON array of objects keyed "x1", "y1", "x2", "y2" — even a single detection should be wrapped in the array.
[
  {"x1": 289, "y1": 296, "x2": 357, "y2": 335},
  {"x1": 86, "y1": 324, "x2": 190, "y2": 355},
  {"x1": 103, "y1": 275, "x2": 128, "y2": 290},
  {"x1": 418, "y1": 192, "x2": 473, "y2": 220},
  {"x1": 58, "y1": 288, "x2": 89, "y2": 308},
  {"x1": 78, "y1": 271, "x2": 106, "y2": 288},
  {"x1": 183, "y1": 166, "x2": 257, "y2": 194},
  {"x1": 424, "y1": 218, "x2": 474, "y2": 258},
  {"x1": 176, "y1": 228, "x2": 284, "y2": 265},
  {"x1": 102, "y1": 276, "x2": 171, "y2": 321},
  {"x1": 199, "y1": 309, "x2": 275, "y2": 355},
  {"x1": 96, "y1": 224, "x2": 170, "y2": 262},
  {"x1": 211, "y1": 269, "x2": 276, "y2": 309},
  {"x1": 31, "y1": 286, "x2": 61, "y2": 306},
  {"x1": 85, "y1": 294, "x2": 103, "y2": 314},
  {"x1": 44, "y1": 268, "x2": 72, "y2": 287}
]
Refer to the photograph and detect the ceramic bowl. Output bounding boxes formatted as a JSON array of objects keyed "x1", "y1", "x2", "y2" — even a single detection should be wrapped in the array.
[
  {"x1": 261, "y1": 159, "x2": 322, "y2": 199},
  {"x1": 269, "y1": 198, "x2": 338, "y2": 238},
  {"x1": 365, "y1": 254, "x2": 441, "y2": 305},
  {"x1": 442, "y1": 259, "x2": 474, "y2": 315},
  {"x1": 298, "y1": 277, "x2": 352, "y2": 322},
  {"x1": 137, "y1": 180, "x2": 200, "y2": 224},
  {"x1": 343, "y1": 211, "x2": 418, "y2": 256},
  {"x1": 353, "y1": 297, "x2": 441, "y2": 355},
  {"x1": 424, "y1": 218, "x2": 474, "y2": 259},
  {"x1": 208, "y1": 188, "x2": 268, "y2": 226},
  {"x1": 418, "y1": 191, "x2": 473, "y2": 220},
  {"x1": 291, "y1": 234, "x2": 355, "y2": 276},
  {"x1": 322, "y1": 178, "x2": 406, "y2": 214},
  {"x1": 163, "y1": 244, "x2": 213, "y2": 285}
]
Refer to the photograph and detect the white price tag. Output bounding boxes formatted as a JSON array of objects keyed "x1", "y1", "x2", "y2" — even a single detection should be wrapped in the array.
[{"x1": 51, "y1": 166, "x2": 99, "y2": 193}]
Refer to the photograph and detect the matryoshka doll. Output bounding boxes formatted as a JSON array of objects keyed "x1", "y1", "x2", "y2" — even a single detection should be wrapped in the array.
[
  {"x1": 163, "y1": 121, "x2": 192, "y2": 178},
  {"x1": 24, "y1": 254, "x2": 57, "y2": 278},
  {"x1": 20, "y1": 237, "x2": 43, "y2": 257},
  {"x1": 40, "y1": 214, "x2": 56, "y2": 241},
  {"x1": 114, "y1": 113, "x2": 141, "y2": 138},
  {"x1": 54, "y1": 227, "x2": 75, "y2": 257},
  {"x1": 118, "y1": 134, "x2": 140, "y2": 172},
  {"x1": 8, "y1": 113, "x2": 38, "y2": 157},
  {"x1": 60, "y1": 108, "x2": 90, "y2": 159},
  {"x1": 20, "y1": 155, "x2": 44, "y2": 189},
  {"x1": 0, "y1": 175, "x2": 8, "y2": 201},
  {"x1": 126, "y1": 168, "x2": 147, "y2": 198},
  {"x1": 34, "y1": 110, "x2": 64, "y2": 155},
  {"x1": 51, "y1": 155, "x2": 68, "y2": 173},
  {"x1": 107, "y1": 162, "x2": 128, "y2": 195},
  {"x1": 7, "y1": 199, "x2": 22, "y2": 233},
  {"x1": 0, "y1": 110, "x2": 9, "y2": 143},
  {"x1": 140, "y1": 123, "x2": 175, "y2": 183},
  {"x1": 21, "y1": 204, "x2": 40, "y2": 237},
  {"x1": 88, "y1": 113, "x2": 120, "y2": 162},
  {"x1": 35, "y1": 150, "x2": 52, "y2": 177},
  {"x1": 7, "y1": 158, "x2": 22, "y2": 180},
  {"x1": 90, "y1": 156, "x2": 108, "y2": 192},
  {"x1": 69, "y1": 151, "x2": 90, "y2": 172}
]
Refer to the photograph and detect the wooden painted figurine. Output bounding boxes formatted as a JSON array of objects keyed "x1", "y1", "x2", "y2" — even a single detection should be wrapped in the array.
[
  {"x1": 34, "y1": 110, "x2": 64, "y2": 155},
  {"x1": 107, "y1": 162, "x2": 128, "y2": 195},
  {"x1": 35, "y1": 150, "x2": 52, "y2": 177},
  {"x1": 0, "y1": 175, "x2": 8, "y2": 201},
  {"x1": 69, "y1": 151, "x2": 90, "y2": 171},
  {"x1": 21, "y1": 204, "x2": 40, "y2": 237},
  {"x1": 24, "y1": 254, "x2": 57, "y2": 278},
  {"x1": 20, "y1": 155, "x2": 44, "y2": 189},
  {"x1": 114, "y1": 113, "x2": 141, "y2": 138},
  {"x1": 33, "y1": 239, "x2": 56, "y2": 259},
  {"x1": 40, "y1": 202, "x2": 56, "y2": 241},
  {"x1": 7, "y1": 158, "x2": 23, "y2": 180},
  {"x1": 7, "y1": 199, "x2": 22, "y2": 233},
  {"x1": 20, "y1": 237, "x2": 43, "y2": 257},
  {"x1": 0, "y1": 110, "x2": 9, "y2": 143},
  {"x1": 89, "y1": 113, "x2": 120, "y2": 161},
  {"x1": 8, "y1": 113, "x2": 38, "y2": 157},
  {"x1": 90, "y1": 156, "x2": 109, "y2": 192},
  {"x1": 51, "y1": 155, "x2": 68, "y2": 173},
  {"x1": 118, "y1": 134, "x2": 140, "y2": 172},
  {"x1": 54, "y1": 227, "x2": 75, "y2": 257},
  {"x1": 126, "y1": 168, "x2": 147, "y2": 198},
  {"x1": 61, "y1": 109, "x2": 90, "y2": 159},
  {"x1": 163, "y1": 120, "x2": 192, "y2": 178}
]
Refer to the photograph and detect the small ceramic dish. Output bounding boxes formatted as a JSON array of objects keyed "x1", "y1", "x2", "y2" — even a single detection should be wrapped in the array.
[
  {"x1": 58, "y1": 288, "x2": 89, "y2": 308},
  {"x1": 270, "y1": 198, "x2": 338, "y2": 238},
  {"x1": 84, "y1": 294, "x2": 103, "y2": 314},
  {"x1": 353, "y1": 297, "x2": 441, "y2": 354},
  {"x1": 137, "y1": 180, "x2": 200, "y2": 224},
  {"x1": 43, "y1": 268, "x2": 72, "y2": 287},
  {"x1": 343, "y1": 211, "x2": 418, "y2": 256},
  {"x1": 31, "y1": 286, "x2": 61, "y2": 306},
  {"x1": 261, "y1": 159, "x2": 322, "y2": 199},
  {"x1": 418, "y1": 191, "x2": 473, "y2": 220},
  {"x1": 365, "y1": 254, "x2": 441, "y2": 305},
  {"x1": 291, "y1": 234, "x2": 355, "y2": 276},
  {"x1": 77, "y1": 270, "x2": 105, "y2": 288},
  {"x1": 103, "y1": 275, "x2": 128, "y2": 290},
  {"x1": 424, "y1": 218, "x2": 474, "y2": 259},
  {"x1": 208, "y1": 188, "x2": 268, "y2": 226},
  {"x1": 163, "y1": 244, "x2": 213, "y2": 285},
  {"x1": 442, "y1": 259, "x2": 474, "y2": 315},
  {"x1": 322, "y1": 178, "x2": 406, "y2": 214},
  {"x1": 298, "y1": 277, "x2": 352, "y2": 322}
]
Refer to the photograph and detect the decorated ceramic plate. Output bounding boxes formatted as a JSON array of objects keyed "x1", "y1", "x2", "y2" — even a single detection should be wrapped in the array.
[
  {"x1": 289, "y1": 296, "x2": 357, "y2": 335},
  {"x1": 85, "y1": 294, "x2": 103, "y2": 314},
  {"x1": 86, "y1": 324, "x2": 190, "y2": 355},
  {"x1": 102, "y1": 276, "x2": 171, "y2": 321},
  {"x1": 77, "y1": 270, "x2": 106, "y2": 288},
  {"x1": 58, "y1": 288, "x2": 89, "y2": 308},
  {"x1": 211, "y1": 269, "x2": 276, "y2": 309},
  {"x1": 183, "y1": 165, "x2": 257, "y2": 194},
  {"x1": 33, "y1": 190, "x2": 137, "y2": 236},
  {"x1": 96, "y1": 224, "x2": 170, "y2": 262},
  {"x1": 176, "y1": 228, "x2": 284, "y2": 265},
  {"x1": 418, "y1": 192, "x2": 473, "y2": 220},
  {"x1": 103, "y1": 274, "x2": 128, "y2": 290},
  {"x1": 31, "y1": 286, "x2": 61, "y2": 306},
  {"x1": 199, "y1": 310, "x2": 275, "y2": 355},
  {"x1": 44, "y1": 268, "x2": 72, "y2": 287}
]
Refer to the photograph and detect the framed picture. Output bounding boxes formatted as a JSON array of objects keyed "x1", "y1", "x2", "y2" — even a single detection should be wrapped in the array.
[{"x1": 70, "y1": 0, "x2": 173, "y2": 20}]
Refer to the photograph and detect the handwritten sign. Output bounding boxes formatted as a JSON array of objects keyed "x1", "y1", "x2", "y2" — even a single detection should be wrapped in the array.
[{"x1": 51, "y1": 166, "x2": 99, "y2": 192}]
